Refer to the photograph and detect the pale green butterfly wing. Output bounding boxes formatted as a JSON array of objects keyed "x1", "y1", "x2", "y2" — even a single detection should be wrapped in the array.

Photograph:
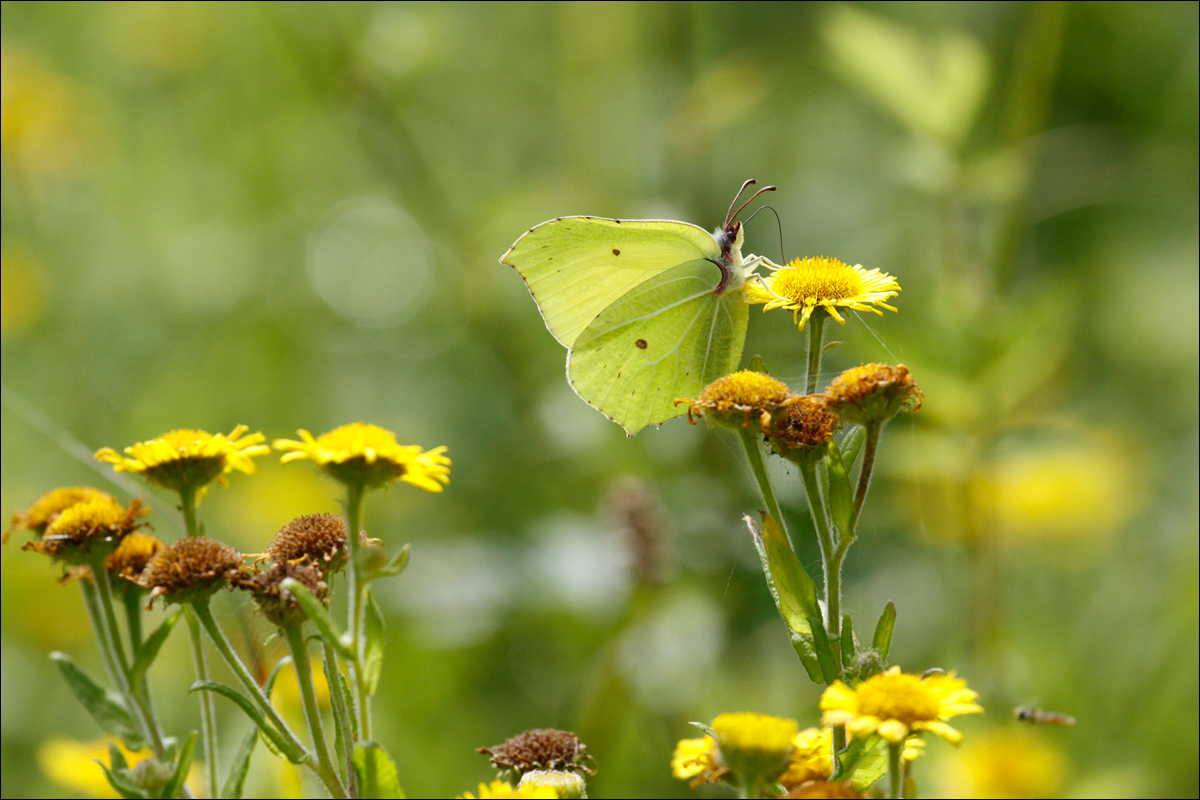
[
  {"x1": 501, "y1": 216, "x2": 721, "y2": 348},
  {"x1": 567, "y1": 259, "x2": 748, "y2": 436}
]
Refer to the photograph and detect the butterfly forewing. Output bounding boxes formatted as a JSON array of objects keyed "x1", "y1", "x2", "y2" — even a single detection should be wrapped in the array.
[
  {"x1": 501, "y1": 217, "x2": 720, "y2": 348},
  {"x1": 567, "y1": 259, "x2": 748, "y2": 435}
]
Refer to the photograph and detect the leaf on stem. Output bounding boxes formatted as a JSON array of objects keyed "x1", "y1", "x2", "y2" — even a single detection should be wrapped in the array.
[
  {"x1": 188, "y1": 680, "x2": 306, "y2": 764},
  {"x1": 834, "y1": 735, "x2": 888, "y2": 791},
  {"x1": 807, "y1": 615, "x2": 841, "y2": 684},
  {"x1": 221, "y1": 727, "x2": 258, "y2": 799},
  {"x1": 366, "y1": 543, "x2": 411, "y2": 582},
  {"x1": 279, "y1": 577, "x2": 354, "y2": 661},
  {"x1": 129, "y1": 610, "x2": 183, "y2": 691},
  {"x1": 873, "y1": 600, "x2": 897, "y2": 663},
  {"x1": 745, "y1": 514, "x2": 825, "y2": 683},
  {"x1": 94, "y1": 756, "x2": 145, "y2": 799},
  {"x1": 841, "y1": 614, "x2": 856, "y2": 668},
  {"x1": 160, "y1": 730, "x2": 198, "y2": 800},
  {"x1": 363, "y1": 594, "x2": 386, "y2": 696},
  {"x1": 353, "y1": 741, "x2": 406, "y2": 799},
  {"x1": 841, "y1": 425, "x2": 867, "y2": 473},
  {"x1": 50, "y1": 652, "x2": 147, "y2": 750},
  {"x1": 747, "y1": 354, "x2": 769, "y2": 373},
  {"x1": 264, "y1": 655, "x2": 292, "y2": 696},
  {"x1": 825, "y1": 437, "x2": 856, "y2": 537}
]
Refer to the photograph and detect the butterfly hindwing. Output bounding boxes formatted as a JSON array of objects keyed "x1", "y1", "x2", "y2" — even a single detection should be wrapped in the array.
[{"x1": 567, "y1": 259, "x2": 748, "y2": 435}]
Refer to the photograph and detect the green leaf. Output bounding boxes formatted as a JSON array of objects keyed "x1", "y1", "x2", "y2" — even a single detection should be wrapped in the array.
[
  {"x1": 130, "y1": 610, "x2": 183, "y2": 691},
  {"x1": 159, "y1": 731, "x2": 197, "y2": 800},
  {"x1": 807, "y1": 615, "x2": 841, "y2": 684},
  {"x1": 833, "y1": 735, "x2": 886, "y2": 785},
  {"x1": 873, "y1": 600, "x2": 897, "y2": 663},
  {"x1": 279, "y1": 578, "x2": 354, "y2": 661},
  {"x1": 847, "y1": 736, "x2": 889, "y2": 792},
  {"x1": 353, "y1": 741, "x2": 406, "y2": 799},
  {"x1": 264, "y1": 655, "x2": 291, "y2": 697},
  {"x1": 747, "y1": 354, "x2": 768, "y2": 374},
  {"x1": 108, "y1": 742, "x2": 130, "y2": 772},
  {"x1": 825, "y1": 437, "x2": 856, "y2": 537},
  {"x1": 221, "y1": 727, "x2": 258, "y2": 799},
  {"x1": 94, "y1": 757, "x2": 145, "y2": 799},
  {"x1": 367, "y1": 543, "x2": 411, "y2": 582},
  {"x1": 821, "y1": 340, "x2": 844, "y2": 356},
  {"x1": 841, "y1": 426, "x2": 867, "y2": 472},
  {"x1": 841, "y1": 614, "x2": 856, "y2": 668},
  {"x1": 50, "y1": 652, "x2": 146, "y2": 750},
  {"x1": 363, "y1": 594, "x2": 386, "y2": 696},
  {"x1": 189, "y1": 680, "x2": 306, "y2": 764},
  {"x1": 745, "y1": 514, "x2": 825, "y2": 683}
]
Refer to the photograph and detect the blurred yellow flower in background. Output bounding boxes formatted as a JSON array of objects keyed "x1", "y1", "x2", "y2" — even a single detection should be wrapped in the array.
[
  {"x1": 0, "y1": 46, "x2": 90, "y2": 175},
  {"x1": 780, "y1": 726, "x2": 834, "y2": 788},
  {"x1": 275, "y1": 422, "x2": 450, "y2": 492},
  {"x1": 938, "y1": 729, "x2": 1067, "y2": 798},
  {"x1": 459, "y1": 779, "x2": 557, "y2": 799},
  {"x1": 745, "y1": 257, "x2": 899, "y2": 330},
  {"x1": 0, "y1": 247, "x2": 47, "y2": 340},
  {"x1": 37, "y1": 737, "x2": 202, "y2": 798},
  {"x1": 671, "y1": 735, "x2": 719, "y2": 784}
]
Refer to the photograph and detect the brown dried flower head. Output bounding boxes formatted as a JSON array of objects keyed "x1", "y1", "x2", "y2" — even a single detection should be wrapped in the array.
[
  {"x1": 106, "y1": 531, "x2": 165, "y2": 583},
  {"x1": 676, "y1": 371, "x2": 798, "y2": 432},
  {"x1": 823, "y1": 364, "x2": 922, "y2": 427},
  {"x1": 764, "y1": 396, "x2": 840, "y2": 463},
  {"x1": 477, "y1": 728, "x2": 597, "y2": 780},
  {"x1": 139, "y1": 536, "x2": 242, "y2": 607},
  {"x1": 783, "y1": 780, "x2": 863, "y2": 799},
  {"x1": 5, "y1": 486, "x2": 116, "y2": 544},
  {"x1": 268, "y1": 513, "x2": 348, "y2": 575},
  {"x1": 236, "y1": 561, "x2": 327, "y2": 628},
  {"x1": 22, "y1": 497, "x2": 149, "y2": 565}
]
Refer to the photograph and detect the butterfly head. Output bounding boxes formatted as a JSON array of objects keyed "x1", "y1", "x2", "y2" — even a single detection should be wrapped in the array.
[{"x1": 718, "y1": 180, "x2": 775, "y2": 266}]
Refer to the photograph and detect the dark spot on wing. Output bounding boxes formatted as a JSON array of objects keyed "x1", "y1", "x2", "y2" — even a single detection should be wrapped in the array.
[
  {"x1": 613, "y1": 249, "x2": 621, "y2": 256},
  {"x1": 635, "y1": 339, "x2": 648, "y2": 349}
]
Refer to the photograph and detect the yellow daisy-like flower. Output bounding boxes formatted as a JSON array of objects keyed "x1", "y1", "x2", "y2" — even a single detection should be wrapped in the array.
[
  {"x1": 105, "y1": 531, "x2": 165, "y2": 581},
  {"x1": 23, "y1": 497, "x2": 149, "y2": 565},
  {"x1": 780, "y1": 727, "x2": 834, "y2": 788},
  {"x1": 5, "y1": 486, "x2": 117, "y2": 543},
  {"x1": 274, "y1": 422, "x2": 450, "y2": 492},
  {"x1": 820, "y1": 666, "x2": 982, "y2": 746},
  {"x1": 711, "y1": 712, "x2": 799, "y2": 790},
  {"x1": 745, "y1": 257, "x2": 900, "y2": 330},
  {"x1": 95, "y1": 425, "x2": 269, "y2": 497},
  {"x1": 823, "y1": 364, "x2": 922, "y2": 427},
  {"x1": 671, "y1": 735, "x2": 721, "y2": 786},
  {"x1": 784, "y1": 780, "x2": 863, "y2": 799},
  {"x1": 458, "y1": 779, "x2": 557, "y2": 799},
  {"x1": 676, "y1": 370, "x2": 799, "y2": 431}
]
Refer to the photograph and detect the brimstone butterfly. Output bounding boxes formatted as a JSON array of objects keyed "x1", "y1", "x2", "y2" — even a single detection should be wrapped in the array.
[{"x1": 501, "y1": 180, "x2": 777, "y2": 436}]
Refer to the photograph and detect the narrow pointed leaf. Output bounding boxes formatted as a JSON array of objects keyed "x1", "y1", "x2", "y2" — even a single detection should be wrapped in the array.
[
  {"x1": 841, "y1": 426, "x2": 867, "y2": 473},
  {"x1": 807, "y1": 615, "x2": 841, "y2": 684},
  {"x1": 130, "y1": 610, "x2": 183, "y2": 691},
  {"x1": 822, "y1": 340, "x2": 845, "y2": 356},
  {"x1": 159, "y1": 730, "x2": 197, "y2": 800},
  {"x1": 50, "y1": 652, "x2": 146, "y2": 750},
  {"x1": 108, "y1": 742, "x2": 130, "y2": 772},
  {"x1": 841, "y1": 614, "x2": 856, "y2": 667},
  {"x1": 93, "y1": 758, "x2": 145, "y2": 799},
  {"x1": 189, "y1": 680, "x2": 305, "y2": 764},
  {"x1": 353, "y1": 741, "x2": 405, "y2": 799},
  {"x1": 747, "y1": 354, "x2": 768, "y2": 373},
  {"x1": 264, "y1": 655, "x2": 291, "y2": 696},
  {"x1": 279, "y1": 578, "x2": 354, "y2": 661},
  {"x1": 825, "y1": 437, "x2": 856, "y2": 537},
  {"x1": 363, "y1": 594, "x2": 386, "y2": 696},
  {"x1": 745, "y1": 514, "x2": 824, "y2": 683},
  {"x1": 221, "y1": 727, "x2": 258, "y2": 799},
  {"x1": 873, "y1": 600, "x2": 897, "y2": 663},
  {"x1": 369, "y1": 543, "x2": 411, "y2": 581}
]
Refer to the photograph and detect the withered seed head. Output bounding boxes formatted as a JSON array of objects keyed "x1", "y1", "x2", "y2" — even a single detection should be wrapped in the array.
[
  {"x1": 477, "y1": 728, "x2": 597, "y2": 779},
  {"x1": 267, "y1": 513, "x2": 348, "y2": 575},
  {"x1": 139, "y1": 536, "x2": 242, "y2": 607},
  {"x1": 823, "y1": 363, "x2": 922, "y2": 427},
  {"x1": 236, "y1": 561, "x2": 327, "y2": 628},
  {"x1": 764, "y1": 396, "x2": 840, "y2": 464}
]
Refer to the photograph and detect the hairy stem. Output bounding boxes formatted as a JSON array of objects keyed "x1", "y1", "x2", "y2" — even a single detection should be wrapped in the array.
[
  {"x1": 805, "y1": 314, "x2": 827, "y2": 395},
  {"x1": 184, "y1": 606, "x2": 220, "y2": 798},
  {"x1": 344, "y1": 481, "x2": 372, "y2": 741},
  {"x1": 888, "y1": 742, "x2": 903, "y2": 799},
  {"x1": 853, "y1": 422, "x2": 882, "y2": 517},
  {"x1": 285, "y1": 625, "x2": 348, "y2": 799},
  {"x1": 737, "y1": 427, "x2": 786, "y2": 530},
  {"x1": 324, "y1": 641, "x2": 355, "y2": 790}
]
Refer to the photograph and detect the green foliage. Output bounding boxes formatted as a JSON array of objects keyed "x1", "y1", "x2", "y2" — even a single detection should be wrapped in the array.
[
  {"x1": 221, "y1": 728, "x2": 258, "y2": 800},
  {"x1": 873, "y1": 601, "x2": 897, "y2": 664},
  {"x1": 129, "y1": 610, "x2": 183, "y2": 692},
  {"x1": 50, "y1": 652, "x2": 146, "y2": 750},
  {"x1": 188, "y1": 681, "x2": 305, "y2": 764},
  {"x1": 279, "y1": 577, "x2": 355, "y2": 661},
  {"x1": 353, "y1": 741, "x2": 406, "y2": 799},
  {"x1": 363, "y1": 594, "x2": 386, "y2": 697},
  {"x1": 746, "y1": 513, "x2": 824, "y2": 683},
  {"x1": 825, "y1": 437, "x2": 856, "y2": 538}
]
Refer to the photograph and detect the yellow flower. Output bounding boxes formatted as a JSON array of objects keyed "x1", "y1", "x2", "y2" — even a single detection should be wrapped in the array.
[
  {"x1": 676, "y1": 370, "x2": 798, "y2": 431},
  {"x1": 458, "y1": 779, "x2": 557, "y2": 799},
  {"x1": 5, "y1": 486, "x2": 115, "y2": 543},
  {"x1": 274, "y1": 422, "x2": 450, "y2": 492},
  {"x1": 784, "y1": 780, "x2": 863, "y2": 798},
  {"x1": 105, "y1": 531, "x2": 164, "y2": 581},
  {"x1": 823, "y1": 364, "x2": 922, "y2": 427},
  {"x1": 22, "y1": 497, "x2": 149, "y2": 565},
  {"x1": 518, "y1": 770, "x2": 584, "y2": 799},
  {"x1": 95, "y1": 426, "x2": 269, "y2": 497},
  {"x1": 671, "y1": 735, "x2": 720, "y2": 785},
  {"x1": 902, "y1": 735, "x2": 925, "y2": 762},
  {"x1": 711, "y1": 712, "x2": 799, "y2": 789},
  {"x1": 745, "y1": 257, "x2": 900, "y2": 330},
  {"x1": 780, "y1": 727, "x2": 834, "y2": 788},
  {"x1": 820, "y1": 666, "x2": 982, "y2": 746},
  {"x1": 943, "y1": 729, "x2": 1066, "y2": 798},
  {"x1": 37, "y1": 736, "x2": 202, "y2": 798}
]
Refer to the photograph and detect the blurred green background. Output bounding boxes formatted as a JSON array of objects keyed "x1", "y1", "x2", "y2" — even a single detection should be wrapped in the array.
[{"x1": 2, "y1": 2, "x2": 1196, "y2": 797}]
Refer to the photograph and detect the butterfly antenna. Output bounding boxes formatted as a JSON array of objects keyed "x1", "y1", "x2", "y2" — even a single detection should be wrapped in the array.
[
  {"x1": 729, "y1": 185, "x2": 777, "y2": 225},
  {"x1": 725, "y1": 179, "x2": 757, "y2": 227},
  {"x1": 743, "y1": 204, "x2": 785, "y2": 262}
]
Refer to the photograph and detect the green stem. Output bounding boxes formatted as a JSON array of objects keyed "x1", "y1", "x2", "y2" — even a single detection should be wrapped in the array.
[
  {"x1": 122, "y1": 589, "x2": 144, "y2": 650},
  {"x1": 285, "y1": 625, "x2": 348, "y2": 799},
  {"x1": 184, "y1": 606, "x2": 220, "y2": 799},
  {"x1": 344, "y1": 482, "x2": 372, "y2": 741},
  {"x1": 853, "y1": 422, "x2": 882, "y2": 517},
  {"x1": 888, "y1": 742, "x2": 903, "y2": 799},
  {"x1": 180, "y1": 485, "x2": 200, "y2": 538},
  {"x1": 79, "y1": 577, "x2": 123, "y2": 689},
  {"x1": 805, "y1": 314, "x2": 827, "y2": 395},
  {"x1": 798, "y1": 458, "x2": 844, "y2": 693},
  {"x1": 737, "y1": 428, "x2": 786, "y2": 528},
  {"x1": 324, "y1": 641, "x2": 354, "y2": 789}
]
